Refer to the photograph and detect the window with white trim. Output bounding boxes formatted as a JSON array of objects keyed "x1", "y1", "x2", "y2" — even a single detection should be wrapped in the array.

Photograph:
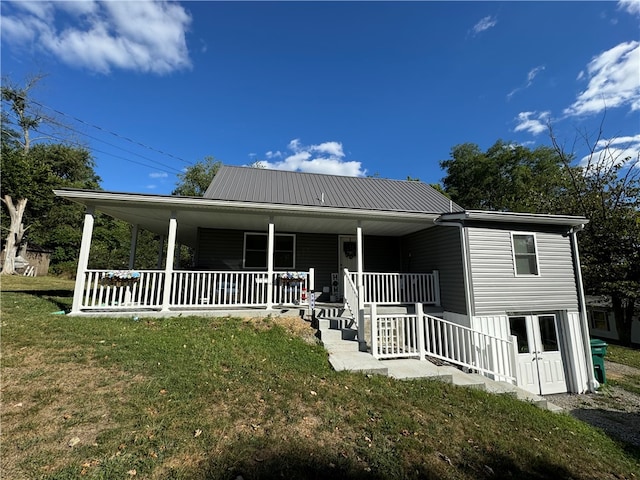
[
  {"x1": 511, "y1": 233, "x2": 539, "y2": 276},
  {"x1": 243, "y1": 233, "x2": 295, "y2": 269},
  {"x1": 589, "y1": 310, "x2": 610, "y2": 331}
]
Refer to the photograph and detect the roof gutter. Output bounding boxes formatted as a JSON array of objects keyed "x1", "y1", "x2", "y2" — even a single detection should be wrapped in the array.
[{"x1": 569, "y1": 223, "x2": 597, "y2": 393}]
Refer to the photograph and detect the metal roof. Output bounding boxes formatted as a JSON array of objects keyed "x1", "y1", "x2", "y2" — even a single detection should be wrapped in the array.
[{"x1": 203, "y1": 165, "x2": 462, "y2": 214}]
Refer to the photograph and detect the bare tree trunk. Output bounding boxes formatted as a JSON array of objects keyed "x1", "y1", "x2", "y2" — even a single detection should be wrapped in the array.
[{"x1": 1, "y1": 195, "x2": 28, "y2": 275}]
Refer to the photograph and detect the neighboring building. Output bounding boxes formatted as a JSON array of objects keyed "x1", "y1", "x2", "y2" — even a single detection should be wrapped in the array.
[
  {"x1": 55, "y1": 165, "x2": 596, "y2": 395},
  {"x1": 586, "y1": 295, "x2": 640, "y2": 345}
]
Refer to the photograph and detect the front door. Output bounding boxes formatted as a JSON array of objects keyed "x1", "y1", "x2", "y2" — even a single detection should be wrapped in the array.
[
  {"x1": 509, "y1": 314, "x2": 567, "y2": 395},
  {"x1": 338, "y1": 236, "x2": 358, "y2": 299}
]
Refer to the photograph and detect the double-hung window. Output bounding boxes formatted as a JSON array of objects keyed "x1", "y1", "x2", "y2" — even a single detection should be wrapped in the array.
[
  {"x1": 244, "y1": 233, "x2": 295, "y2": 269},
  {"x1": 511, "y1": 233, "x2": 539, "y2": 276}
]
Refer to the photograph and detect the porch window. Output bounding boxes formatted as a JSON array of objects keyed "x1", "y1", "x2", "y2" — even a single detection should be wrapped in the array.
[
  {"x1": 589, "y1": 310, "x2": 610, "y2": 331},
  {"x1": 511, "y1": 233, "x2": 539, "y2": 276},
  {"x1": 243, "y1": 233, "x2": 295, "y2": 269}
]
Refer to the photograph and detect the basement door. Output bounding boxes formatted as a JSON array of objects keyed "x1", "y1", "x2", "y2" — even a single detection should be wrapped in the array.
[{"x1": 509, "y1": 314, "x2": 567, "y2": 395}]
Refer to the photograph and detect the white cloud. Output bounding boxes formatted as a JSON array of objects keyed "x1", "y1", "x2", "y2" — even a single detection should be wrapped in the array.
[
  {"x1": 513, "y1": 111, "x2": 551, "y2": 136},
  {"x1": 256, "y1": 139, "x2": 366, "y2": 176},
  {"x1": 149, "y1": 172, "x2": 168, "y2": 179},
  {"x1": 507, "y1": 65, "x2": 546, "y2": 99},
  {"x1": 580, "y1": 134, "x2": 640, "y2": 168},
  {"x1": 618, "y1": 0, "x2": 640, "y2": 16},
  {"x1": 0, "y1": 0, "x2": 192, "y2": 75},
  {"x1": 564, "y1": 41, "x2": 640, "y2": 116},
  {"x1": 471, "y1": 15, "x2": 497, "y2": 35}
]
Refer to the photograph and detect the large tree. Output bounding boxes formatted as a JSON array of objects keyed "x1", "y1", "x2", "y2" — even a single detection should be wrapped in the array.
[
  {"x1": 172, "y1": 156, "x2": 222, "y2": 196},
  {"x1": 440, "y1": 140, "x2": 572, "y2": 213},
  {"x1": 549, "y1": 127, "x2": 640, "y2": 346}
]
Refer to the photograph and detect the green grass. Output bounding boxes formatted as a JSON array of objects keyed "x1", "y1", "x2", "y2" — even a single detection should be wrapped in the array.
[
  {"x1": 2, "y1": 276, "x2": 639, "y2": 479},
  {"x1": 607, "y1": 344, "x2": 640, "y2": 370}
]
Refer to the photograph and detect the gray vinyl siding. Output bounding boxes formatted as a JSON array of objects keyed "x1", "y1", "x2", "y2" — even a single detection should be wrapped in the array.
[
  {"x1": 401, "y1": 226, "x2": 467, "y2": 315},
  {"x1": 363, "y1": 236, "x2": 401, "y2": 272},
  {"x1": 196, "y1": 228, "x2": 244, "y2": 270},
  {"x1": 296, "y1": 233, "x2": 338, "y2": 296},
  {"x1": 466, "y1": 227, "x2": 578, "y2": 315}
]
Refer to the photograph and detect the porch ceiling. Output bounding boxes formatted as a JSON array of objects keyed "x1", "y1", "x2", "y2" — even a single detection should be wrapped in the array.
[{"x1": 55, "y1": 189, "x2": 439, "y2": 247}]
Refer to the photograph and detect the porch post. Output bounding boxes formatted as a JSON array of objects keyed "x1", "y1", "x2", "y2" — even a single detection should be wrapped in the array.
[
  {"x1": 416, "y1": 303, "x2": 426, "y2": 360},
  {"x1": 161, "y1": 212, "x2": 177, "y2": 312},
  {"x1": 71, "y1": 206, "x2": 95, "y2": 314},
  {"x1": 128, "y1": 224, "x2": 139, "y2": 269},
  {"x1": 266, "y1": 218, "x2": 275, "y2": 309},
  {"x1": 356, "y1": 223, "x2": 366, "y2": 351}
]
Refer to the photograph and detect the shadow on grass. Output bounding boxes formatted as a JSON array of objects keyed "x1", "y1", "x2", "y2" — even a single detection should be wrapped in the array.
[
  {"x1": 571, "y1": 408, "x2": 640, "y2": 458},
  {"x1": 3, "y1": 289, "x2": 74, "y2": 312},
  {"x1": 194, "y1": 440, "x2": 580, "y2": 480}
]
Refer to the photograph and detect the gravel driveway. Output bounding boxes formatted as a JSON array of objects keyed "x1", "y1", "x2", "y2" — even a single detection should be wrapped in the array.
[{"x1": 547, "y1": 361, "x2": 640, "y2": 448}]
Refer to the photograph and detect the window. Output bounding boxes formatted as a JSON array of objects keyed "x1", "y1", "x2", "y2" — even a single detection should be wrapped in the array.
[
  {"x1": 509, "y1": 316, "x2": 529, "y2": 353},
  {"x1": 243, "y1": 233, "x2": 295, "y2": 269},
  {"x1": 511, "y1": 233, "x2": 539, "y2": 276},
  {"x1": 589, "y1": 310, "x2": 610, "y2": 331}
]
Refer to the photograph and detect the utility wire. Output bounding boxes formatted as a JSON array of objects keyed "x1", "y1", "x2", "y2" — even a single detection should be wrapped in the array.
[
  {"x1": 2, "y1": 91, "x2": 193, "y2": 167},
  {"x1": 32, "y1": 127, "x2": 183, "y2": 175}
]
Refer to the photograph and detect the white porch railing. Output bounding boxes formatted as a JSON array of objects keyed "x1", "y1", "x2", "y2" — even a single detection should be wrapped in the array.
[
  {"x1": 370, "y1": 303, "x2": 517, "y2": 382},
  {"x1": 350, "y1": 271, "x2": 440, "y2": 305},
  {"x1": 78, "y1": 269, "x2": 313, "y2": 310},
  {"x1": 81, "y1": 270, "x2": 165, "y2": 309}
]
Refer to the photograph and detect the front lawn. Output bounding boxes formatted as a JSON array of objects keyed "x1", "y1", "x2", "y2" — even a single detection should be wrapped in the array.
[{"x1": 2, "y1": 276, "x2": 639, "y2": 479}]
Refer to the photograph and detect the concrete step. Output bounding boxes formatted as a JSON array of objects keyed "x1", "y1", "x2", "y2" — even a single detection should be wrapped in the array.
[
  {"x1": 329, "y1": 350, "x2": 389, "y2": 375},
  {"x1": 314, "y1": 314, "x2": 562, "y2": 413}
]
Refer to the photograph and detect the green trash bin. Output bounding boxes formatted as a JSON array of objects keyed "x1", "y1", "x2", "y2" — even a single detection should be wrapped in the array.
[{"x1": 590, "y1": 338, "x2": 608, "y2": 384}]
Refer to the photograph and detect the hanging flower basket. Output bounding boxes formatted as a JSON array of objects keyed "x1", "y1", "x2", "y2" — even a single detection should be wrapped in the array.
[
  {"x1": 100, "y1": 270, "x2": 141, "y2": 287},
  {"x1": 279, "y1": 271, "x2": 307, "y2": 285}
]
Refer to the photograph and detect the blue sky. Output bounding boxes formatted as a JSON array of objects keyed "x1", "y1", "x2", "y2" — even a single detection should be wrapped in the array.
[{"x1": 2, "y1": 1, "x2": 639, "y2": 195}]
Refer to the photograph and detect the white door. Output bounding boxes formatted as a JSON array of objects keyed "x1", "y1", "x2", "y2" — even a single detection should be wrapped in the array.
[
  {"x1": 509, "y1": 314, "x2": 567, "y2": 395},
  {"x1": 338, "y1": 236, "x2": 358, "y2": 299}
]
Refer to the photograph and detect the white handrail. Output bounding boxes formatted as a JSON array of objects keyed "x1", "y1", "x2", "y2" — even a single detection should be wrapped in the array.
[
  {"x1": 350, "y1": 272, "x2": 440, "y2": 305},
  {"x1": 371, "y1": 303, "x2": 516, "y2": 382}
]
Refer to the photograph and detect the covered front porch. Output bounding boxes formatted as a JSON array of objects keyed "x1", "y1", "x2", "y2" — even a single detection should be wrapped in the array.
[{"x1": 58, "y1": 189, "x2": 444, "y2": 316}]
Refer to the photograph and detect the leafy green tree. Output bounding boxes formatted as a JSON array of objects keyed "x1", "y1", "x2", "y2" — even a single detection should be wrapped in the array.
[
  {"x1": 550, "y1": 128, "x2": 640, "y2": 346},
  {"x1": 440, "y1": 140, "x2": 571, "y2": 213},
  {"x1": 172, "y1": 156, "x2": 222, "y2": 196}
]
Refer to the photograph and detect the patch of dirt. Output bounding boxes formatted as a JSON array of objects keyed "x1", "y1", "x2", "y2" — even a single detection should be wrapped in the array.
[
  {"x1": 1, "y1": 347, "x2": 144, "y2": 478},
  {"x1": 547, "y1": 361, "x2": 640, "y2": 448}
]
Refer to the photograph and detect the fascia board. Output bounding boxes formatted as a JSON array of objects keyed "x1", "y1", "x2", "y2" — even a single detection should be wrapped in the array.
[{"x1": 54, "y1": 189, "x2": 436, "y2": 223}]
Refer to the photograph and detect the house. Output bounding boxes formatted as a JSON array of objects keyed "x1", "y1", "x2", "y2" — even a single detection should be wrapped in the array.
[
  {"x1": 54, "y1": 165, "x2": 596, "y2": 395},
  {"x1": 586, "y1": 295, "x2": 640, "y2": 345}
]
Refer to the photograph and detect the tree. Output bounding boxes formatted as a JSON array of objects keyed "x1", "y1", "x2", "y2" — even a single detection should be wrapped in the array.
[
  {"x1": 1, "y1": 75, "x2": 48, "y2": 274},
  {"x1": 549, "y1": 125, "x2": 640, "y2": 346},
  {"x1": 172, "y1": 156, "x2": 222, "y2": 196},
  {"x1": 440, "y1": 140, "x2": 571, "y2": 213}
]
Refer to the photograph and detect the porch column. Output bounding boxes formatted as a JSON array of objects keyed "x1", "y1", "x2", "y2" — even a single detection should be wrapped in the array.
[
  {"x1": 356, "y1": 223, "x2": 366, "y2": 351},
  {"x1": 128, "y1": 224, "x2": 139, "y2": 269},
  {"x1": 156, "y1": 235, "x2": 165, "y2": 269},
  {"x1": 71, "y1": 206, "x2": 95, "y2": 314},
  {"x1": 266, "y1": 218, "x2": 275, "y2": 309},
  {"x1": 161, "y1": 212, "x2": 178, "y2": 312}
]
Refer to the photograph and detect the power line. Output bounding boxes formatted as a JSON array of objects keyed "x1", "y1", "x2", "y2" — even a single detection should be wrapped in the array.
[
  {"x1": 32, "y1": 127, "x2": 183, "y2": 175},
  {"x1": 2, "y1": 90, "x2": 194, "y2": 168}
]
